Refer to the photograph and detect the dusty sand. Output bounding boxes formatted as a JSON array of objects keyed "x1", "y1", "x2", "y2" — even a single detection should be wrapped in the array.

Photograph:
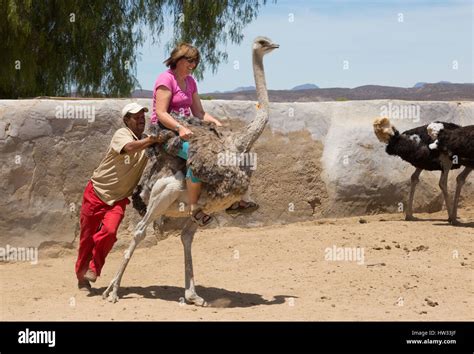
[{"x1": 1, "y1": 208, "x2": 473, "y2": 321}]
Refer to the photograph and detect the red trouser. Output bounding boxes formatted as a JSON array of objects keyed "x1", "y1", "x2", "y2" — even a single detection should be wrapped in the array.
[{"x1": 75, "y1": 181, "x2": 129, "y2": 279}]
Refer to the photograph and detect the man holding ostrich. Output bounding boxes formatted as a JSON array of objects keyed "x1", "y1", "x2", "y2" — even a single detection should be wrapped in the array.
[
  {"x1": 75, "y1": 98, "x2": 259, "y2": 291},
  {"x1": 75, "y1": 103, "x2": 161, "y2": 291}
]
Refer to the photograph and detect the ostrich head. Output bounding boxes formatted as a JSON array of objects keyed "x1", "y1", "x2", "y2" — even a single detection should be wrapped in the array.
[
  {"x1": 427, "y1": 122, "x2": 445, "y2": 150},
  {"x1": 373, "y1": 117, "x2": 397, "y2": 144},
  {"x1": 253, "y1": 36, "x2": 280, "y2": 55},
  {"x1": 427, "y1": 122, "x2": 444, "y2": 140}
]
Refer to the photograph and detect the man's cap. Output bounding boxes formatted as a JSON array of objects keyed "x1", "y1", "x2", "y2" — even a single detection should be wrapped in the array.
[{"x1": 122, "y1": 103, "x2": 149, "y2": 118}]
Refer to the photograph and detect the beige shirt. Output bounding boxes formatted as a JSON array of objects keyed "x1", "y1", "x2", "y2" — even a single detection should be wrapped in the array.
[{"x1": 91, "y1": 127, "x2": 148, "y2": 205}]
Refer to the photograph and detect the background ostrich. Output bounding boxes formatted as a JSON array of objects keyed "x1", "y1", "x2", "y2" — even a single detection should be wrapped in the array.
[
  {"x1": 427, "y1": 123, "x2": 474, "y2": 223},
  {"x1": 102, "y1": 36, "x2": 279, "y2": 304},
  {"x1": 373, "y1": 117, "x2": 462, "y2": 221}
]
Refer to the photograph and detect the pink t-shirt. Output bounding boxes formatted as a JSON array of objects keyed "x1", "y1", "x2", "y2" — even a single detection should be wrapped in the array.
[{"x1": 151, "y1": 69, "x2": 198, "y2": 124}]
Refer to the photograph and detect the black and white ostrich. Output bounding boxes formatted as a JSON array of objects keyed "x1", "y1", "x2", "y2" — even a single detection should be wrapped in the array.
[
  {"x1": 373, "y1": 117, "x2": 462, "y2": 221},
  {"x1": 427, "y1": 122, "x2": 474, "y2": 223}
]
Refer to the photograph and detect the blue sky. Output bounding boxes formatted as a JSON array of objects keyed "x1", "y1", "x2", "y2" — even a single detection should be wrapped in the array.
[{"x1": 136, "y1": 0, "x2": 473, "y2": 93}]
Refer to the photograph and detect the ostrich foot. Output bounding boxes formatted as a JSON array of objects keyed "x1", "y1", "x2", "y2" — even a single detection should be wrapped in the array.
[
  {"x1": 185, "y1": 290, "x2": 207, "y2": 307},
  {"x1": 405, "y1": 215, "x2": 419, "y2": 221},
  {"x1": 102, "y1": 281, "x2": 120, "y2": 303},
  {"x1": 107, "y1": 291, "x2": 120, "y2": 303},
  {"x1": 448, "y1": 218, "x2": 460, "y2": 226}
]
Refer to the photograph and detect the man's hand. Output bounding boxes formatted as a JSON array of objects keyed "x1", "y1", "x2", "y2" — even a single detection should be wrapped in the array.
[
  {"x1": 148, "y1": 135, "x2": 163, "y2": 144},
  {"x1": 123, "y1": 135, "x2": 164, "y2": 154}
]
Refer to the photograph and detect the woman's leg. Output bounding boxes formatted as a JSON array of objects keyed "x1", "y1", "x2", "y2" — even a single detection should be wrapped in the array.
[
  {"x1": 187, "y1": 182, "x2": 201, "y2": 207},
  {"x1": 164, "y1": 141, "x2": 211, "y2": 224},
  {"x1": 176, "y1": 141, "x2": 202, "y2": 206},
  {"x1": 186, "y1": 167, "x2": 202, "y2": 205}
]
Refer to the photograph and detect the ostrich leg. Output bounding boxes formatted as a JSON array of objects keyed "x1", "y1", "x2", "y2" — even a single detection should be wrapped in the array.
[
  {"x1": 181, "y1": 219, "x2": 207, "y2": 306},
  {"x1": 405, "y1": 168, "x2": 422, "y2": 221},
  {"x1": 451, "y1": 167, "x2": 472, "y2": 224},
  {"x1": 103, "y1": 175, "x2": 184, "y2": 303},
  {"x1": 438, "y1": 156, "x2": 454, "y2": 222},
  {"x1": 102, "y1": 229, "x2": 141, "y2": 303}
]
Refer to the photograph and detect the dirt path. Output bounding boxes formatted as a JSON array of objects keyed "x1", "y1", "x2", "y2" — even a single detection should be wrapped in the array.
[{"x1": 1, "y1": 208, "x2": 473, "y2": 321}]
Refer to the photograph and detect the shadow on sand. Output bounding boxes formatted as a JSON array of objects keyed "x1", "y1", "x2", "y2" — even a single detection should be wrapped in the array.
[
  {"x1": 433, "y1": 221, "x2": 474, "y2": 228},
  {"x1": 92, "y1": 284, "x2": 295, "y2": 308},
  {"x1": 404, "y1": 217, "x2": 473, "y2": 227}
]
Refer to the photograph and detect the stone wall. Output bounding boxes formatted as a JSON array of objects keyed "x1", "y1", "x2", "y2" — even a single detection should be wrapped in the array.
[{"x1": 1, "y1": 99, "x2": 472, "y2": 248}]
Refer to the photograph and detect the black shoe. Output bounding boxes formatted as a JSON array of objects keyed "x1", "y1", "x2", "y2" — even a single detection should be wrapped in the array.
[{"x1": 78, "y1": 279, "x2": 92, "y2": 291}]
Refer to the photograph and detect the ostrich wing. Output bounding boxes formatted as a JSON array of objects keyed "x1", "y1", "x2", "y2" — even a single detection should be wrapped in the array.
[
  {"x1": 136, "y1": 118, "x2": 251, "y2": 209},
  {"x1": 182, "y1": 123, "x2": 252, "y2": 199}
]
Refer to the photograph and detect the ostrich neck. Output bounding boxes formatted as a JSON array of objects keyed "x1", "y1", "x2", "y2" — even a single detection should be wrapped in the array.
[
  {"x1": 253, "y1": 52, "x2": 269, "y2": 110},
  {"x1": 235, "y1": 51, "x2": 269, "y2": 153}
]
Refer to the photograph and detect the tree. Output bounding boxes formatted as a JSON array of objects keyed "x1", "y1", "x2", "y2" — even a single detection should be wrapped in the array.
[{"x1": 0, "y1": 0, "x2": 269, "y2": 98}]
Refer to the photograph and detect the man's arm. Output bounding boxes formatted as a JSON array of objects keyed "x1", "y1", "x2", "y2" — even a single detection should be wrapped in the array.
[{"x1": 122, "y1": 136, "x2": 160, "y2": 154}]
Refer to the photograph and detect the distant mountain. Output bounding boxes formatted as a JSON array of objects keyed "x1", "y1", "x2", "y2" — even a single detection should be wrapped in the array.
[
  {"x1": 202, "y1": 83, "x2": 474, "y2": 102},
  {"x1": 131, "y1": 86, "x2": 255, "y2": 97},
  {"x1": 292, "y1": 83, "x2": 319, "y2": 90},
  {"x1": 413, "y1": 81, "x2": 451, "y2": 88},
  {"x1": 131, "y1": 89, "x2": 153, "y2": 98},
  {"x1": 230, "y1": 86, "x2": 255, "y2": 93},
  {"x1": 132, "y1": 82, "x2": 473, "y2": 101},
  {"x1": 229, "y1": 84, "x2": 320, "y2": 92},
  {"x1": 414, "y1": 82, "x2": 428, "y2": 88}
]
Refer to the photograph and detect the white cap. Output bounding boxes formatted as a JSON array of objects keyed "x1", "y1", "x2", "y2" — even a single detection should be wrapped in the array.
[{"x1": 122, "y1": 102, "x2": 149, "y2": 118}]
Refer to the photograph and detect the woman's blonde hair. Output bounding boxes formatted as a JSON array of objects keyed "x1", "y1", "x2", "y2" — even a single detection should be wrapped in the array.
[{"x1": 164, "y1": 43, "x2": 200, "y2": 69}]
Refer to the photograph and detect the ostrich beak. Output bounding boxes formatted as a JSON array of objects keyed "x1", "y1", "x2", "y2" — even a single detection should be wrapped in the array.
[{"x1": 270, "y1": 43, "x2": 280, "y2": 49}]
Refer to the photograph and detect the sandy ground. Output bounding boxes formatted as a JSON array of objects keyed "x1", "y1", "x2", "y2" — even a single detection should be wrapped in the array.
[{"x1": 1, "y1": 208, "x2": 473, "y2": 321}]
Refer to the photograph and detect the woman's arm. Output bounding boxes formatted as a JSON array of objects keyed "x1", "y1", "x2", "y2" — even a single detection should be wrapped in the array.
[
  {"x1": 155, "y1": 86, "x2": 193, "y2": 140},
  {"x1": 191, "y1": 92, "x2": 222, "y2": 126}
]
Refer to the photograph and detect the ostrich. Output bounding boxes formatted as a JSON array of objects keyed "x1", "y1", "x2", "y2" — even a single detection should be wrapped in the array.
[
  {"x1": 102, "y1": 36, "x2": 279, "y2": 304},
  {"x1": 373, "y1": 117, "x2": 462, "y2": 221},
  {"x1": 427, "y1": 122, "x2": 474, "y2": 223}
]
